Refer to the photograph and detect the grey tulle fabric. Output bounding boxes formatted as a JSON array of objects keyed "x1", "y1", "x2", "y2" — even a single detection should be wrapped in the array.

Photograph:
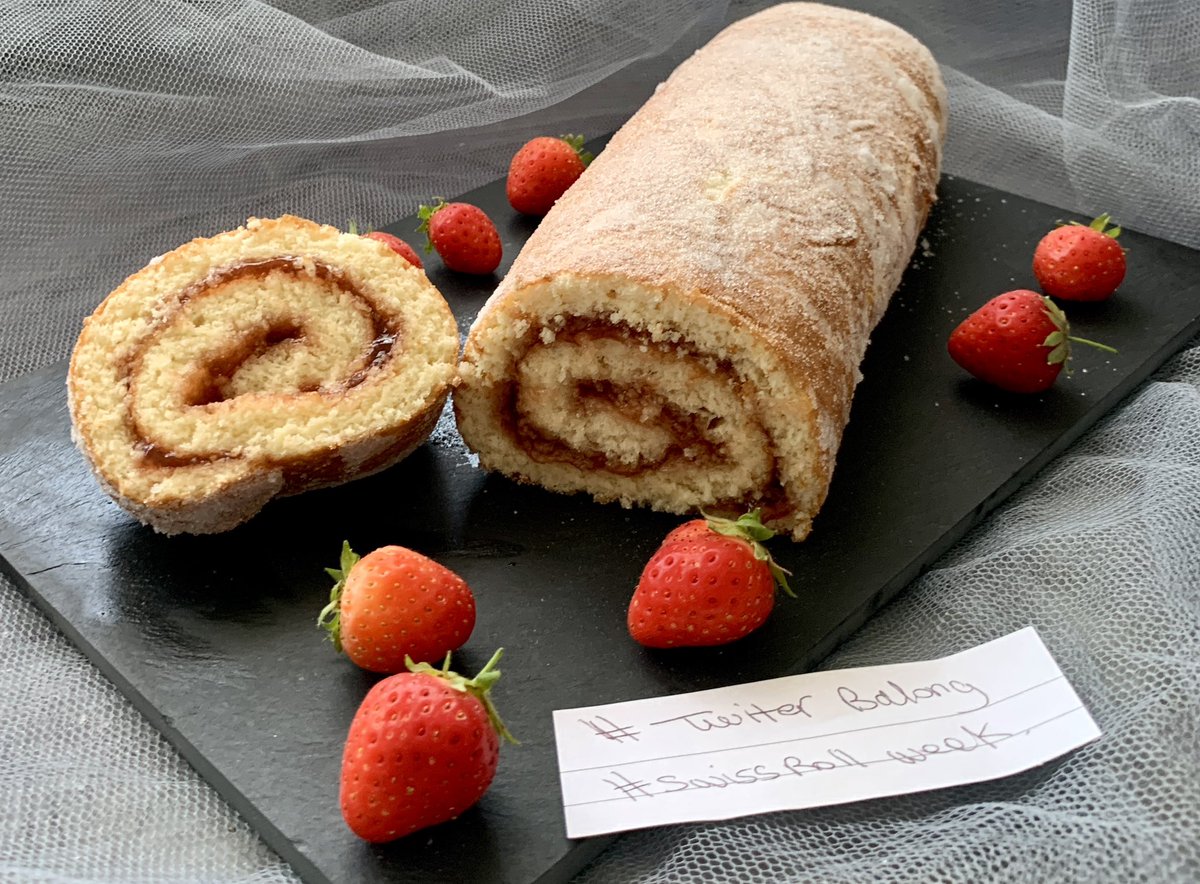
[{"x1": 1, "y1": 1, "x2": 1196, "y2": 881}]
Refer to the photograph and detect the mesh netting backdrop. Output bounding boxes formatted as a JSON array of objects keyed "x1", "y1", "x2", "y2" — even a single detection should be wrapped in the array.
[{"x1": 1, "y1": 0, "x2": 1198, "y2": 881}]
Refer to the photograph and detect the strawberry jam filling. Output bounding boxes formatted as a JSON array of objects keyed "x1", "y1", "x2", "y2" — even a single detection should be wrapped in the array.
[
  {"x1": 125, "y1": 256, "x2": 403, "y2": 469},
  {"x1": 496, "y1": 316, "x2": 792, "y2": 520}
]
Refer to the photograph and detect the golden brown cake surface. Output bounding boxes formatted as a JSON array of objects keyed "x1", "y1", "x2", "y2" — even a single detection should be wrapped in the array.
[{"x1": 455, "y1": 3, "x2": 948, "y2": 539}]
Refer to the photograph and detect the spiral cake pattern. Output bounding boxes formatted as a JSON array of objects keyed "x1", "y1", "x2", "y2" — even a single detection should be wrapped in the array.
[{"x1": 68, "y1": 216, "x2": 459, "y2": 534}]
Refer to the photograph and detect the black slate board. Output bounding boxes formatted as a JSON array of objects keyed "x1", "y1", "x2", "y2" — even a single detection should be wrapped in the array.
[{"x1": 2, "y1": 171, "x2": 1199, "y2": 884}]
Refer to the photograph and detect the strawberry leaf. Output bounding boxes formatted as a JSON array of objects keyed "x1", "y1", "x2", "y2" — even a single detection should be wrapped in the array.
[
  {"x1": 560, "y1": 133, "x2": 594, "y2": 166},
  {"x1": 339, "y1": 540, "x2": 360, "y2": 575},
  {"x1": 1042, "y1": 296, "x2": 1070, "y2": 333},
  {"x1": 705, "y1": 509, "x2": 774, "y2": 542},
  {"x1": 1062, "y1": 212, "x2": 1121, "y2": 238},
  {"x1": 407, "y1": 648, "x2": 518, "y2": 745},
  {"x1": 701, "y1": 508, "x2": 796, "y2": 597},
  {"x1": 1039, "y1": 297, "x2": 1073, "y2": 371},
  {"x1": 1069, "y1": 212, "x2": 1122, "y2": 238},
  {"x1": 416, "y1": 198, "x2": 448, "y2": 253},
  {"x1": 1039, "y1": 295, "x2": 1118, "y2": 371},
  {"x1": 764, "y1": 557, "x2": 795, "y2": 597},
  {"x1": 317, "y1": 540, "x2": 360, "y2": 653}
]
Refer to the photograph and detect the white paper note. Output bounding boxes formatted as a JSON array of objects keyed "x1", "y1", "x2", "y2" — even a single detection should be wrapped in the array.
[{"x1": 553, "y1": 627, "x2": 1100, "y2": 838}]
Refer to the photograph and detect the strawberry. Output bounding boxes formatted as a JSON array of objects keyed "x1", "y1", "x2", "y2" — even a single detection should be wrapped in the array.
[
  {"x1": 506, "y1": 134, "x2": 593, "y2": 216},
  {"x1": 659, "y1": 519, "x2": 714, "y2": 546},
  {"x1": 628, "y1": 510, "x2": 794, "y2": 648},
  {"x1": 1032, "y1": 212, "x2": 1126, "y2": 301},
  {"x1": 340, "y1": 649, "x2": 516, "y2": 842},
  {"x1": 317, "y1": 542, "x2": 476, "y2": 673},
  {"x1": 347, "y1": 221, "x2": 423, "y2": 268},
  {"x1": 417, "y1": 200, "x2": 502, "y2": 275},
  {"x1": 947, "y1": 290, "x2": 1116, "y2": 393},
  {"x1": 365, "y1": 231, "x2": 424, "y2": 269}
]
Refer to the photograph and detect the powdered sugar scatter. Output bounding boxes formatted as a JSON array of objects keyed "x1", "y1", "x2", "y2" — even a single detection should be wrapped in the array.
[
  {"x1": 499, "y1": 1, "x2": 946, "y2": 395},
  {"x1": 428, "y1": 398, "x2": 479, "y2": 468},
  {"x1": 459, "y1": 3, "x2": 947, "y2": 539}
]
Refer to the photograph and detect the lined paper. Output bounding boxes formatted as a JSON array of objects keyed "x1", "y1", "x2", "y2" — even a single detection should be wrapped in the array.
[{"x1": 553, "y1": 628, "x2": 1100, "y2": 838}]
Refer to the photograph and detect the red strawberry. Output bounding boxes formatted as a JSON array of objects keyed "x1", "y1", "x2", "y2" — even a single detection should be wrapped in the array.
[
  {"x1": 628, "y1": 510, "x2": 794, "y2": 648},
  {"x1": 1032, "y1": 212, "x2": 1126, "y2": 301},
  {"x1": 340, "y1": 649, "x2": 516, "y2": 842},
  {"x1": 506, "y1": 134, "x2": 593, "y2": 216},
  {"x1": 947, "y1": 290, "x2": 1116, "y2": 393},
  {"x1": 347, "y1": 221, "x2": 423, "y2": 268},
  {"x1": 317, "y1": 542, "x2": 476, "y2": 673},
  {"x1": 417, "y1": 200, "x2": 502, "y2": 275},
  {"x1": 365, "y1": 231, "x2": 424, "y2": 269},
  {"x1": 659, "y1": 519, "x2": 716, "y2": 546}
]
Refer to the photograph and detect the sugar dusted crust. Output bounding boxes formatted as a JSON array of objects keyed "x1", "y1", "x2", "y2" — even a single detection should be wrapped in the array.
[
  {"x1": 67, "y1": 215, "x2": 458, "y2": 534},
  {"x1": 455, "y1": 3, "x2": 948, "y2": 539}
]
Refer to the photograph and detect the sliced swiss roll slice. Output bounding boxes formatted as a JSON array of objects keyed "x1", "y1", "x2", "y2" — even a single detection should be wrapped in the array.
[
  {"x1": 68, "y1": 215, "x2": 458, "y2": 535},
  {"x1": 455, "y1": 3, "x2": 947, "y2": 540}
]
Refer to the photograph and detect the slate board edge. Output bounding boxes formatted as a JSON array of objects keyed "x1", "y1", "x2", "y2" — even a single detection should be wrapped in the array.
[
  {"x1": 0, "y1": 535, "x2": 334, "y2": 884},
  {"x1": 3, "y1": 192, "x2": 1199, "y2": 883},
  {"x1": 792, "y1": 303, "x2": 1200, "y2": 682},
  {"x1": 5, "y1": 303, "x2": 1199, "y2": 884}
]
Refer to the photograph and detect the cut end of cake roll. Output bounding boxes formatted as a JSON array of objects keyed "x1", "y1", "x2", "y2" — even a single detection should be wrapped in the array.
[
  {"x1": 456, "y1": 273, "x2": 827, "y2": 539},
  {"x1": 68, "y1": 215, "x2": 459, "y2": 535},
  {"x1": 454, "y1": 3, "x2": 948, "y2": 541}
]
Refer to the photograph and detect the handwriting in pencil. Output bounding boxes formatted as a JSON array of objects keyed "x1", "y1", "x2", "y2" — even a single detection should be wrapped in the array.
[
  {"x1": 581, "y1": 715, "x2": 641, "y2": 743},
  {"x1": 601, "y1": 770, "x2": 655, "y2": 801},
  {"x1": 557, "y1": 630, "x2": 1103, "y2": 838},
  {"x1": 596, "y1": 721, "x2": 1016, "y2": 801},
  {"x1": 836, "y1": 679, "x2": 989, "y2": 713},
  {"x1": 648, "y1": 696, "x2": 814, "y2": 733}
]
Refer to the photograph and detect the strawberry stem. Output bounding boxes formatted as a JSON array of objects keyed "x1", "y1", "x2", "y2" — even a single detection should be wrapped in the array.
[
  {"x1": 1040, "y1": 296, "x2": 1117, "y2": 370},
  {"x1": 407, "y1": 649, "x2": 518, "y2": 745},
  {"x1": 316, "y1": 540, "x2": 360, "y2": 654},
  {"x1": 700, "y1": 509, "x2": 796, "y2": 598},
  {"x1": 1068, "y1": 335, "x2": 1119, "y2": 354}
]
